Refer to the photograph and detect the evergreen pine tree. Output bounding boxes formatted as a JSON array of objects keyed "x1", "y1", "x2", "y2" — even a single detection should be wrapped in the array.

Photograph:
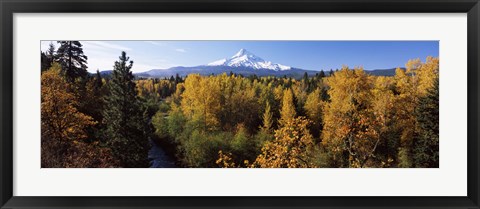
[
  {"x1": 175, "y1": 73, "x2": 182, "y2": 83},
  {"x1": 47, "y1": 42, "x2": 56, "y2": 57},
  {"x1": 303, "y1": 72, "x2": 309, "y2": 81},
  {"x1": 41, "y1": 52, "x2": 49, "y2": 72},
  {"x1": 102, "y1": 51, "x2": 150, "y2": 167},
  {"x1": 86, "y1": 69, "x2": 105, "y2": 127},
  {"x1": 55, "y1": 41, "x2": 88, "y2": 82},
  {"x1": 40, "y1": 43, "x2": 55, "y2": 72},
  {"x1": 413, "y1": 78, "x2": 439, "y2": 168},
  {"x1": 94, "y1": 70, "x2": 103, "y2": 90},
  {"x1": 319, "y1": 70, "x2": 326, "y2": 78},
  {"x1": 41, "y1": 42, "x2": 56, "y2": 72},
  {"x1": 302, "y1": 72, "x2": 310, "y2": 90}
]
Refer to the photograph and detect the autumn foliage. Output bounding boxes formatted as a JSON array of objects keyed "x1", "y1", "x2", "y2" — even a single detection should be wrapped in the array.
[
  {"x1": 41, "y1": 63, "x2": 117, "y2": 167},
  {"x1": 41, "y1": 42, "x2": 439, "y2": 168}
]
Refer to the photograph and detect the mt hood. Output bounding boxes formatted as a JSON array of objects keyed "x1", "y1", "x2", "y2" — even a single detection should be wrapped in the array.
[
  {"x1": 138, "y1": 49, "x2": 317, "y2": 78},
  {"x1": 207, "y1": 49, "x2": 292, "y2": 71}
]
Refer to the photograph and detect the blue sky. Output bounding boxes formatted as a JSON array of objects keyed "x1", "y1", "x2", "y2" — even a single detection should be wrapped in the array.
[{"x1": 41, "y1": 41, "x2": 439, "y2": 73}]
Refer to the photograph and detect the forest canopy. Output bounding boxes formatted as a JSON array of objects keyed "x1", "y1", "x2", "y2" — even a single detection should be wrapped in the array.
[{"x1": 41, "y1": 41, "x2": 439, "y2": 168}]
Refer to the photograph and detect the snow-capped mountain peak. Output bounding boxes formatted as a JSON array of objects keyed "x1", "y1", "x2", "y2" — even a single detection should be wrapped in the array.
[
  {"x1": 207, "y1": 49, "x2": 292, "y2": 71},
  {"x1": 231, "y1": 48, "x2": 261, "y2": 59},
  {"x1": 207, "y1": 58, "x2": 227, "y2": 66}
]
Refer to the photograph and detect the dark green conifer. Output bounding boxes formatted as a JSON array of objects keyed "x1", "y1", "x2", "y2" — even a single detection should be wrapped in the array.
[
  {"x1": 319, "y1": 70, "x2": 326, "y2": 78},
  {"x1": 56, "y1": 41, "x2": 88, "y2": 82},
  {"x1": 103, "y1": 51, "x2": 150, "y2": 167},
  {"x1": 41, "y1": 51, "x2": 49, "y2": 72},
  {"x1": 413, "y1": 78, "x2": 439, "y2": 168},
  {"x1": 94, "y1": 70, "x2": 103, "y2": 90},
  {"x1": 41, "y1": 43, "x2": 57, "y2": 72}
]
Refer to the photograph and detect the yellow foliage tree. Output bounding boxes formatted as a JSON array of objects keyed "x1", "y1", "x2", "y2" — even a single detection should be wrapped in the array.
[
  {"x1": 304, "y1": 88, "x2": 324, "y2": 138},
  {"x1": 417, "y1": 56, "x2": 439, "y2": 96},
  {"x1": 280, "y1": 88, "x2": 296, "y2": 125},
  {"x1": 321, "y1": 67, "x2": 380, "y2": 167},
  {"x1": 261, "y1": 101, "x2": 274, "y2": 133},
  {"x1": 181, "y1": 74, "x2": 221, "y2": 131},
  {"x1": 253, "y1": 117, "x2": 316, "y2": 168},
  {"x1": 41, "y1": 63, "x2": 96, "y2": 167},
  {"x1": 394, "y1": 67, "x2": 417, "y2": 146},
  {"x1": 218, "y1": 73, "x2": 259, "y2": 132},
  {"x1": 371, "y1": 76, "x2": 397, "y2": 166}
]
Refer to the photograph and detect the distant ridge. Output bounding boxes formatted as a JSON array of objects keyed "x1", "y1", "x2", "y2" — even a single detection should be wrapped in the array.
[
  {"x1": 96, "y1": 49, "x2": 403, "y2": 78},
  {"x1": 366, "y1": 68, "x2": 405, "y2": 76}
]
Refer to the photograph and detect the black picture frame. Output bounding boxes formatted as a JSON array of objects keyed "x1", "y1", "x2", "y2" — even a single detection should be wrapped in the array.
[{"x1": 1, "y1": 0, "x2": 479, "y2": 208}]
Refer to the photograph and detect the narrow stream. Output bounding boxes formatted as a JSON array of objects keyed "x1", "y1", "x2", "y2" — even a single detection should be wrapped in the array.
[{"x1": 148, "y1": 140, "x2": 176, "y2": 168}]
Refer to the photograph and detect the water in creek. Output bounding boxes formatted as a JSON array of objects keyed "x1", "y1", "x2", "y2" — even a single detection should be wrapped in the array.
[{"x1": 148, "y1": 140, "x2": 176, "y2": 168}]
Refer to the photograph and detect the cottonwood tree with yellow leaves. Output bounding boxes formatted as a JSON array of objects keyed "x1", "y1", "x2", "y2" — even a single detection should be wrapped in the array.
[
  {"x1": 251, "y1": 88, "x2": 316, "y2": 168},
  {"x1": 253, "y1": 117, "x2": 316, "y2": 168},
  {"x1": 304, "y1": 88, "x2": 325, "y2": 138},
  {"x1": 181, "y1": 74, "x2": 222, "y2": 132},
  {"x1": 321, "y1": 67, "x2": 382, "y2": 168}
]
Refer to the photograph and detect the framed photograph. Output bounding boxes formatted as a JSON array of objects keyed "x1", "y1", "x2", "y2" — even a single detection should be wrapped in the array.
[{"x1": 1, "y1": 0, "x2": 479, "y2": 208}]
